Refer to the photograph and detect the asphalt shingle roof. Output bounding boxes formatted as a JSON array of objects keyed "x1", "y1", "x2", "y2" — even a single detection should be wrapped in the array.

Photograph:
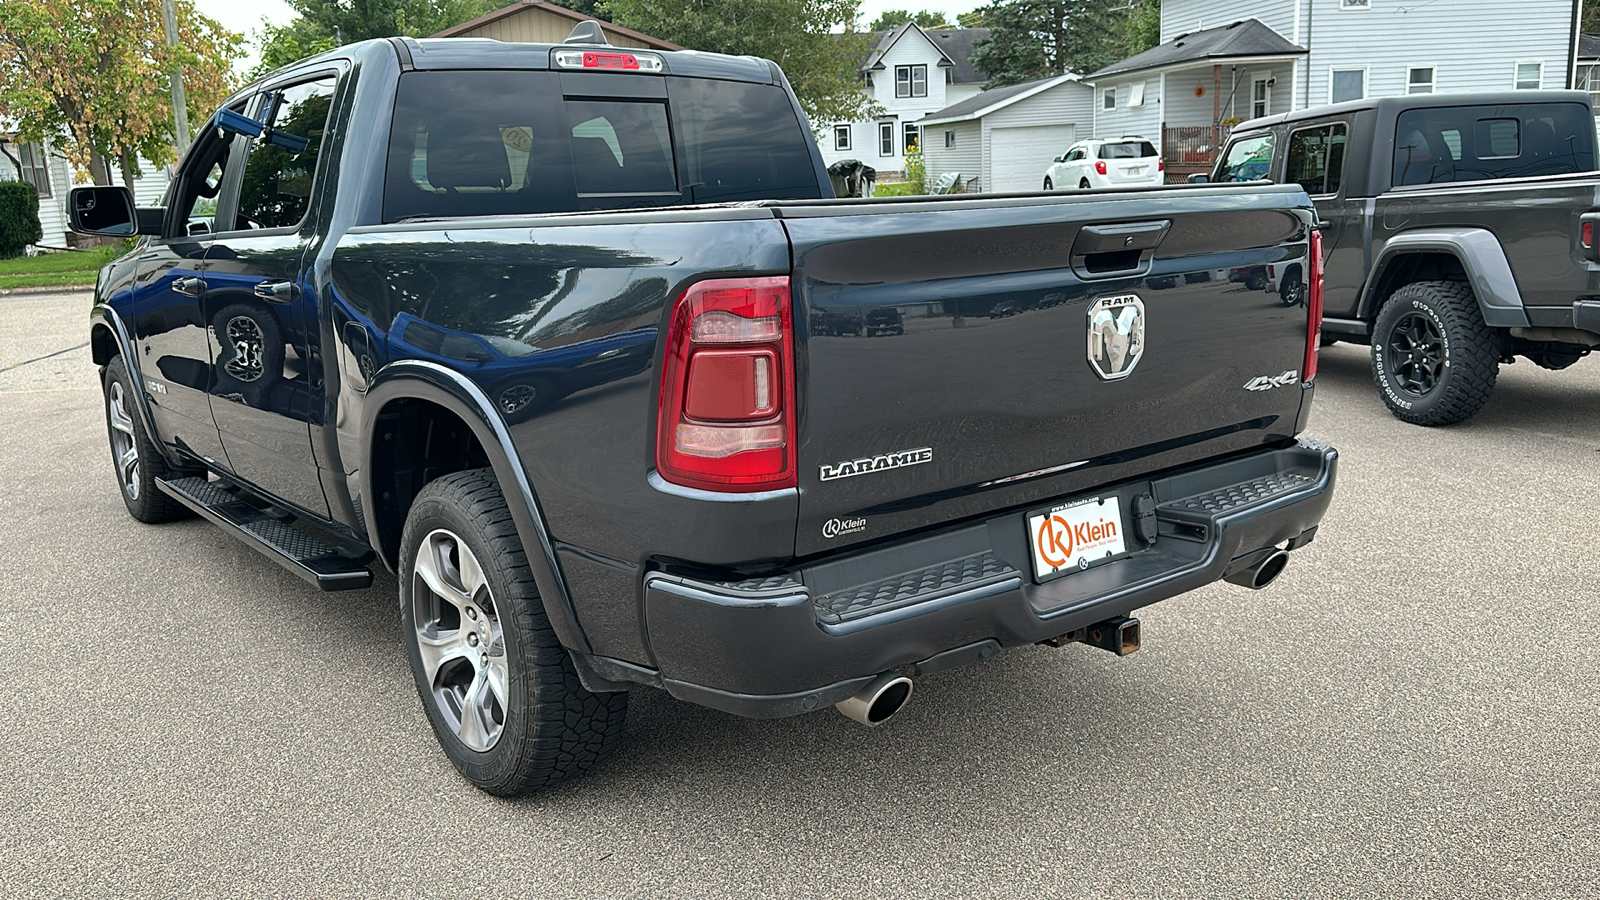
[
  {"x1": 1580, "y1": 32, "x2": 1600, "y2": 61},
  {"x1": 1087, "y1": 18, "x2": 1305, "y2": 81},
  {"x1": 859, "y1": 24, "x2": 992, "y2": 85},
  {"x1": 918, "y1": 74, "x2": 1073, "y2": 123}
]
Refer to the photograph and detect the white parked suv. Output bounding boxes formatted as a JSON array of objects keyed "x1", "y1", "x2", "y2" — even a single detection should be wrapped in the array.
[{"x1": 1043, "y1": 138, "x2": 1164, "y2": 191}]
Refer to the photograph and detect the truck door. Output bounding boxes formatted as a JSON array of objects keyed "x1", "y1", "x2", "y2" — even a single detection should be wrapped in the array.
[
  {"x1": 1284, "y1": 120, "x2": 1359, "y2": 315},
  {"x1": 199, "y1": 73, "x2": 340, "y2": 517},
  {"x1": 128, "y1": 113, "x2": 251, "y2": 467}
]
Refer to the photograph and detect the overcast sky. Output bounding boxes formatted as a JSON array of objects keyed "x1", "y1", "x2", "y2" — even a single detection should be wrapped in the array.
[{"x1": 192, "y1": 0, "x2": 981, "y2": 71}]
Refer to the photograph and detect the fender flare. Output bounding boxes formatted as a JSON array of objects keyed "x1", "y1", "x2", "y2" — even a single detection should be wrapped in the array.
[
  {"x1": 361, "y1": 360, "x2": 592, "y2": 656},
  {"x1": 89, "y1": 304, "x2": 187, "y2": 469},
  {"x1": 1359, "y1": 228, "x2": 1529, "y2": 327}
]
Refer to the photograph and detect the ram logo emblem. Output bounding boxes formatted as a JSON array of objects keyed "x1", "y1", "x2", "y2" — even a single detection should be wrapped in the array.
[{"x1": 1087, "y1": 294, "x2": 1145, "y2": 380}]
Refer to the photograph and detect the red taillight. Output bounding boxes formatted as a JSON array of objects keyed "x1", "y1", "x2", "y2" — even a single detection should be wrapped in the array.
[
  {"x1": 1157, "y1": 159, "x2": 1165, "y2": 171},
  {"x1": 1583, "y1": 221, "x2": 1594, "y2": 249},
  {"x1": 1304, "y1": 229, "x2": 1325, "y2": 383},
  {"x1": 1095, "y1": 160, "x2": 1108, "y2": 176},
  {"x1": 657, "y1": 277, "x2": 796, "y2": 492},
  {"x1": 584, "y1": 51, "x2": 639, "y2": 70}
]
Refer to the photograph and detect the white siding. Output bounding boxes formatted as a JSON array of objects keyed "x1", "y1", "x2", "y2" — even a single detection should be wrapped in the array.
[
  {"x1": 921, "y1": 120, "x2": 982, "y2": 190},
  {"x1": 980, "y1": 82, "x2": 1094, "y2": 193},
  {"x1": 818, "y1": 27, "x2": 958, "y2": 173},
  {"x1": 1093, "y1": 78, "x2": 1163, "y2": 147},
  {"x1": 1293, "y1": 0, "x2": 1572, "y2": 108},
  {"x1": 1163, "y1": 0, "x2": 1295, "y2": 44}
]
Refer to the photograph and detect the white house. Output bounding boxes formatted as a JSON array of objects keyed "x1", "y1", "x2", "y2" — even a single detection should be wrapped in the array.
[
  {"x1": 0, "y1": 131, "x2": 172, "y2": 250},
  {"x1": 1087, "y1": 0, "x2": 1581, "y2": 178},
  {"x1": 821, "y1": 23, "x2": 991, "y2": 176},
  {"x1": 918, "y1": 73, "x2": 1095, "y2": 193}
]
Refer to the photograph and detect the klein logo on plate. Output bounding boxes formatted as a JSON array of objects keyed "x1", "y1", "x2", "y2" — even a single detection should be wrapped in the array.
[{"x1": 1028, "y1": 496, "x2": 1127, "y2": 580}]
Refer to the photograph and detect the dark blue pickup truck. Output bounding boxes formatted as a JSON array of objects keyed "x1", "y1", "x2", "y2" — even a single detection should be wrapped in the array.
[{"x1": 72, "y1": 28, "x2": 1338, "y2": 794}]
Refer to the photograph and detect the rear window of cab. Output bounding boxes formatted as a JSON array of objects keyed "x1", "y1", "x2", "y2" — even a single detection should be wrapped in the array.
[{"x1": 1099, "y1": 141, "x2": 1157, "y2": 159}]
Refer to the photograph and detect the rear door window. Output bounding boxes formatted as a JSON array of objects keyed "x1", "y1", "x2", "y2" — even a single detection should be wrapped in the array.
[
  {"x1": 1098, "y1": 141, "x2": 1157, "y2": 159},
  {"x1": 1285, "y1": 123, "x2": 1348, "y2": 195},
  {"x1": 1215, "y1": 134, "x2": 1275, "y2": 182},
  {"x1": 1391, "y1": 102, "x2": 1596, "y2": 186}
]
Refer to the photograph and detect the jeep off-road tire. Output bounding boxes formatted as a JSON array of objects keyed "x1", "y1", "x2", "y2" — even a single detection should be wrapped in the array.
[
  {"x1": 400, "y1": 469, "x2": 627, "y2": 795},
  {"x1": 101, "y1": 356, "x2": 197, "y2": 523},
  {"x1": 1370, "y1": 280, "x2": 1499, "y2": 426}
]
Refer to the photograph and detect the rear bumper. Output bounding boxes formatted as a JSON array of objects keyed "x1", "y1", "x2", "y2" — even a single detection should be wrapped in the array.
[{"x1": 600, "y1": 438, "x2": 1337, "y2": 718}]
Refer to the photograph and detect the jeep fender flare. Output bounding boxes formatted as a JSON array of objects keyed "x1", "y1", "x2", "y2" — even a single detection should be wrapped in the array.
[
  {"x1": 361, "y1": 359, "x2": 592, "y2": 655},
  {"x1": 1359, "y1": 228, "x2": 1529, "y2": 327}
]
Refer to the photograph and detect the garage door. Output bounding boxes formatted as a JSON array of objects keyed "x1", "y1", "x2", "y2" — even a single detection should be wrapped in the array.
[{"x1": 988, "y1": 124, "x2": 1076, "y2": 193}]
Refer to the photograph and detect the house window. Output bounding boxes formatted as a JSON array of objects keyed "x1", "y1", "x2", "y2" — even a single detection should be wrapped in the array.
[
  {"x1": 1515, "y1": 62, "x2": 1542, "y2": 90},
  {"x1": 895, "y1": 65, "x2": 927, "y2": 98},
  {"x1": 1408, "y1": 67, "x2": 1435, "y2": 95},
  {"x1": 834, "y1": 125, "x2": 851, "y2": 151},
  {"x1": 1129, "y1": 82, "x2": 1146, "y2": 107},
  {"x1": 1252, "y1": 77, "x2": 1271, "y2": 119},
  {"x1": 1286, "y1": 123, "x2": 1348, "y2": 195},
  {"x1": 904, "y1": 123, "x2": 920, "y2": 154},
  {"x1": 1103, "y1": 88, "x2": 1115, "y2": 110},
  {"x1": 1331, "y1": 68, "x2": 1365, "y2": 103},
  {"x1": 13, "y1": 142, "x2": 51, "y2": 198},
  {"x1": 1341, "y1": 0, "x2": 1370, "y2": 7},
  {"x1": 879, "y1": 122, "x2": 894, "y2": 156},
  {"x1": 944, "y1": 130, "x2": 955, "y2": 148}
]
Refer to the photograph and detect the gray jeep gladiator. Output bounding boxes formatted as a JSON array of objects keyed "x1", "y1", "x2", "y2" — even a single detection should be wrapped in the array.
[
  {"x1": 1205, "y1": 91, "x2": 1600, "y2": 426},
  {"x1": 71, "y1": 30, "x2": 1338, "y2": 794}
]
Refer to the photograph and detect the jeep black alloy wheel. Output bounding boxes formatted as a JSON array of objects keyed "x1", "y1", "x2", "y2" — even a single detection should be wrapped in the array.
[
  {"x1": 400, "y1": 469, "x2": 627, "y2": 794},
  {"x1": 1370, "y1": 280, "x2": 1499, "y2": 426}
]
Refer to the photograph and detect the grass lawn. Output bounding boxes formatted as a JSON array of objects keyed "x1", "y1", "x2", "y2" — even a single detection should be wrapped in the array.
[{"x1": 0, "y1": 248, "x2": 117, "y2": 290}]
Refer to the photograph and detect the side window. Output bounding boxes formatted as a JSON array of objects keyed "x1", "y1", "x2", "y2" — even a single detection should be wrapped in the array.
[
  {"x1": 169, "y1": 102, "x2": 248, "y2": 236},
  {"x1": 565, "y1": 99, "x2": 677, "y2": 198},
  {"x1": 1215, "y1": 134, "x2": 1275, "y2": 182},
  {"x1": 235, "y1": 76, "x2": 338, "y2": 230},
  {"x1": 1285, "y1": 124, "x2": 1348, "y2": 195},
  {"x1": 1392, "y1": 103, "x2": 1595, "y2": 185}
]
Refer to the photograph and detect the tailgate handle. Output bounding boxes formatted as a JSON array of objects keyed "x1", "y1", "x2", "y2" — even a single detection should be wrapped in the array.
[{"x1": 1071, "y1": 220, "x2": 1170, "y2": 280}]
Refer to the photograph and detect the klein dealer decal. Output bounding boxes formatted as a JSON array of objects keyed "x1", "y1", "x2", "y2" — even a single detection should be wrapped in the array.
[
  {"x1": 1028, "y1": 496, "x2": 1127, "y2": 580},
  {"x1": 820, "y1": 447, "x2": 932, "y2": 481}
]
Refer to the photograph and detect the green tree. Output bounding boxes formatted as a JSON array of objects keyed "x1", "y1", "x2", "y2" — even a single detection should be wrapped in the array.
[
  {"x1": 969, "y1": 0, "x2": 1127, "y2": 88},
  {"x1": 868, "y1": 9, "x2": 950, "y2": 31},
  {"x1": 1124, "y1": 0, "x2": 1160, "y2": 57},
  {"x1": 251, "y1": 0, "x2": 503, "y2": 78},
  {"x1": 956, "y1": 10, "x2": 989, "y2": 28},
  {"x1": 0, "y1": 0, "x2": 240, "y2": 187},
  {"x1": 605, "y1": 0, "x2": 878, "y2": 126}
]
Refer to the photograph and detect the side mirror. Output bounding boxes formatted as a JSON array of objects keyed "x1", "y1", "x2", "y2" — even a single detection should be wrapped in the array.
[
  {"x1": 69, "y1": 186, "x2": 164, "y2": 237},
  {"x1": 1053, "y1": 155, "x2": 1065, "y2": 163},
  {"x1": 1186, "y1": 173, "x2": 1212, "y2": 184}
]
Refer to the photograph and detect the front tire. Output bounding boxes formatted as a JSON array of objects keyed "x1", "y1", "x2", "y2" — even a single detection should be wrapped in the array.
[
  {"x1": 102, "y1": 356, "x2": 196, "y2": 523},
  {"x1": 1370, "y1": 281, "x2": 1499, "y2": 426},
  {"x1": 400, "y1": 469, "x2": 627, "y2": 795}
]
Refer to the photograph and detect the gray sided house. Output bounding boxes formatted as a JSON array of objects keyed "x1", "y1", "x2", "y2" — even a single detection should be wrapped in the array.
[
  {"x1": 0, "y1": 129, "x2": 171, "y2": 251},
  {"x1": 918, "y1": 74, "x2": 1094, "y2": 193},
  {"x1": 1089, "y1": 0, "x2": 1580, "y2": 178}
]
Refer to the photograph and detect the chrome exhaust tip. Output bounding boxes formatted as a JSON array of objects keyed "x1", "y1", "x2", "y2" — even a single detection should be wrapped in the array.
[
  {"x1": 835, "y1": 673, "x2": 914, "y2": 727},
  {"x1": 1225, "y1": 549, "x2": 1290, "y2": 590}
]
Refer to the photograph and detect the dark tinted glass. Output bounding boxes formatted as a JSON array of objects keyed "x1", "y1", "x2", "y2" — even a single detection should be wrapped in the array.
[
  {"x1": 1216, "y1": 134, "x2": 1274, "y2": 182},
  {"x1": 1285, "y1": 124, "x2": 1347, "y2": 195},
  {"x1": 1100, "y1": 141, "x2": 1157, "y2": 158},
  {"x1": 1392, "y1": 102, "x2": 1596, "y2": 186},
  {"x1": 383, "y1": 70, "x2": 820, "y2": 222},
  {"x1": 236, "y1": 77, "x2": 337, "y2": 229}
]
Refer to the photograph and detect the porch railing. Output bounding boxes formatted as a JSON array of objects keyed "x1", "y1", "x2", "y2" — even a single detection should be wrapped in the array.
[{"x1": 1161, "y1": 124, "x2": 1231, "y2": 169}]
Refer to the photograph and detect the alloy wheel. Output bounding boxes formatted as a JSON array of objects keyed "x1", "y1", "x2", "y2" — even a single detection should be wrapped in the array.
[
  {"x1": 1385, "y1": 311, "x2": 1445, "y2": 396},
  {"x1": 107, "y1": 380, "x2": 140, "y2": 500},
  {"x1": 223, "y1": 315, "x2": 267, "y2": 382},
  {"x1": 411, "y1": 528, "x2": 509, "y2": 752}
]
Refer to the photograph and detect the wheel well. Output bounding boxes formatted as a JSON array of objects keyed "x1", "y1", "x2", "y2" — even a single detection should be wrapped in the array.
[
  {"x1": 91, "y1": 323, "x2": 119, "y2": 366},
  {"x1": 1363, "y1": 252, "x2": 1468, "y2": 320},
  {"x1": 368, "y1": 397, "x2": 493, "y2": 569}
]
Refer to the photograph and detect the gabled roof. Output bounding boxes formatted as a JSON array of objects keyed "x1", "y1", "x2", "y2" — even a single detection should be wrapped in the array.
[
  {"x1": 859, "y1": 24, "x2": 992, "y2": 85},
  {"x1": 432, "y1": 0, "x2": 681, "y2": 50},
  {"x1": 918, "y1": 73, "x2": 1082, "y2": 125},
  {"x1": 1086, "y1": 18, "x2": 1304, "y2": 81}
]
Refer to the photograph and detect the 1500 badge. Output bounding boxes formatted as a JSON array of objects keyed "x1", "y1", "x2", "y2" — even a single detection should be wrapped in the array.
[{"x1": 820, "y1": 446, "x2": 932, "y2": 481}]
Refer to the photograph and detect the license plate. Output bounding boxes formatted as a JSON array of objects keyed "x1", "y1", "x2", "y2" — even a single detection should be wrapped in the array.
[{"x1": 1027, "y1": 495, "x2": 1128, "y2": 582}]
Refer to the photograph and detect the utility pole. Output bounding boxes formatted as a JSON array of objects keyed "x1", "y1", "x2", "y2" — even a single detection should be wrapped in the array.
[{"x1": 162, "y1": 0, "x2": 191, "y2": 155}]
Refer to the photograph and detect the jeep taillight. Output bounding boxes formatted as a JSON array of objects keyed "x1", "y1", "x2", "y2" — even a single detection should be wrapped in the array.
[
  {"x1": 657, "y1": 277, "x2": 796, "y2": 492},
  {"x1": 1305, "y1": 228, "x2": 1325, "y2": 383}
]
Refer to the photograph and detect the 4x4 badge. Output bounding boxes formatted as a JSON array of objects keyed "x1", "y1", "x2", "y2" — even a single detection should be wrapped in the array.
[{"x1": 1087, "y1": 294, "x2": 1145, "y2": 380}]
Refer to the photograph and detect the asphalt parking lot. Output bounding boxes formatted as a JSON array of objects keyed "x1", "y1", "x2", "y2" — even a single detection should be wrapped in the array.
[{"x1": 3, "y1": 288, "x2": 1597, "y2": 899}]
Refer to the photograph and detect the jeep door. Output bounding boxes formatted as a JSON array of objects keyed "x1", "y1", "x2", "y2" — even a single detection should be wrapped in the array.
[
  {"x1": 199, "y1": 72, "x2": 341, "y2": 517},
  {"x1": 1283, "y1": 119, "x2": 1357, "y2": 311}
]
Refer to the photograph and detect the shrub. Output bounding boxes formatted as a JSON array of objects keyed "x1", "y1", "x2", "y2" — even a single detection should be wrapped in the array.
[
  {"x1": 904, "y1": 148, "x2": 926, "y2": 194},
  {"x1": 0, "y1": 182, "x2": 44, "y2": 258}
]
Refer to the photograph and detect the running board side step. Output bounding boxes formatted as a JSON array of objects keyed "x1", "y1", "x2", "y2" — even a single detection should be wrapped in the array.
[{"x1": 156, "y1": 476, "x2": 375, "y2": 591}]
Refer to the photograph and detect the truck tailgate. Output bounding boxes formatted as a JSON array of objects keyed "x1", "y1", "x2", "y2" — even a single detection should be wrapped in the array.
[{"x1": 780, "y1": 185, "x2": 1315, "y2": 556}]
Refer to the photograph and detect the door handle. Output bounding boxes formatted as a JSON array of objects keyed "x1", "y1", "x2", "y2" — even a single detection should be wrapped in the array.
[
  {"x1": 173, "y1": 276, "x2": 206, "y2": 297},
  {"x1": 253, "y1": 280, "x2": 300, "y2": 303}
]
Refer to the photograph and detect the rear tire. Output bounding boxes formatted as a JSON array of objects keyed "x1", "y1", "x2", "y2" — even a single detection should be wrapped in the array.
[
  {"x1": 1043, "y1": 177, "x2": 1053, "y2": 191},
  {"x1": 101, "y1": 356, "x2": 196, "y2": 523},
  {"x1": 1079, "y1": 178, "x2": 1091, "y2": 190},
  {"x1": 400, "y1": 469, "x2": 627, "y2": 795},
  {"x1": 1370, "y1": 281, "x2": 1499, "y2": 426}
]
